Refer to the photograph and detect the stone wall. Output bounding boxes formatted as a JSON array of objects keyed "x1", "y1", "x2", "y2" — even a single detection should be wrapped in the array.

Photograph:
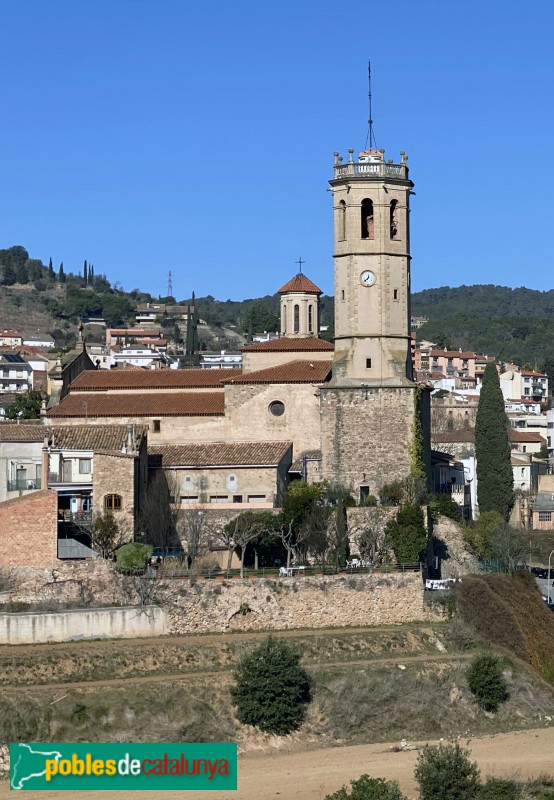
[
  {"x1": 6, "y1": 561, "x2": 439, "y2": 635},
  {"x1": 0, "y1": 489, "x2": 58, "y2": 568},
  {"x1": 93, "y1": 452, "x2": 137, "y2": 538},
  {"x1": 0, "y1": 605, "x2": 168, "y2": 644},
  {"x1": 166, "y1": 571, "x2": 438, "y2": 633},
  {"x1": 320, "y1": 385, "x2": 416, "y2": 495}
]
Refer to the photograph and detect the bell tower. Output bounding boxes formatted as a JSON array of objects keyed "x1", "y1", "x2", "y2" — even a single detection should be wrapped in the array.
[
  {"x1": 330, "y1": 147, "x2": 413, "y2": 385},
  {"x1": 320, "y1": 145, "x2": 430, "y2": 497}
]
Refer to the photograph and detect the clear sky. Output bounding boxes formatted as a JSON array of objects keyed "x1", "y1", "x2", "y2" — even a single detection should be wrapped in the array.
[{"x1": 2, "y1": 0, "x2": 554, "y2": 301}]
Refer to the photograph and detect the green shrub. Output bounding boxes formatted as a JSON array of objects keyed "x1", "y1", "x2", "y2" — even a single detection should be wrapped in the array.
[
  {"x1": 324, "y1": 774, "x2": 407, "y2": 800},
  {"x1": 379, "y1": 481, "x2": 404, "y2": 506},
  {"x1": 479, "y1": 776, "x2": 521, "y2": 799},
  {"x1": 230, "y1": 637, "x2": 310, "y2": 735},
  {"x1": 414, "y1": 742, "x2": 481, "y2": 800},
  {"x1": 466, "y1": 653, "x2": 509, "y2": 712},
  {"x1": 115, "y1": 542, "x2": 152, "y2": 574},
  {"x1": 430, "y1": 493, "x2": 462, "y2": 522},
  {"x1": 385, "y1": 502, "x2": 427, "y2": 563}
]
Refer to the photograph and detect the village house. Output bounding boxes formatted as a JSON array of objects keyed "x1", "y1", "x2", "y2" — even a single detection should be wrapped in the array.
[{"x1": 0, "y1": 423, "x2": 148, "y2": 567}]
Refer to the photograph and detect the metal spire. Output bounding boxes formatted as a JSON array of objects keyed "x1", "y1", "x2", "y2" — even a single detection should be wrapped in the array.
[{"x1": 365, "y1": 60, "x2": 377, "y2": 150}]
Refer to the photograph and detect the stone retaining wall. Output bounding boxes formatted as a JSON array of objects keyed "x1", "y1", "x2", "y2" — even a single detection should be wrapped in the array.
[
  {"x1": 165, "y1": 571, "x2": 439, "y2": 634},
  {"x1": 4, "y1": 562, "x2": 440, "y2": 637}
]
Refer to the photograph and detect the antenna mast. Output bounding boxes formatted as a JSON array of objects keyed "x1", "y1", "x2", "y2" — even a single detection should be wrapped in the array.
[
  {"x1": 167, "y1": 270, "x2": 173, "y2": 297},
  {"x1": 365, "y1": 60, "x2": 377, "y2": 150}
]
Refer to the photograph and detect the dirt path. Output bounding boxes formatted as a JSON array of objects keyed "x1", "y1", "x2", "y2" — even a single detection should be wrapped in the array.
[
  {"x1": 0, "y1": 623, "x2": 436, "y2": 656},
  {"x1": 1, "y1": 652, "x2": 471, "y2": 694},
  {"x1": 2, "y1": 728, "x2": 553, "y2": 799}
]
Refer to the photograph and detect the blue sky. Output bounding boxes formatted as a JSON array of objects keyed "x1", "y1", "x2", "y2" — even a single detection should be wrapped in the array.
[{"x1": 2, "y1": 0, "x2": 554, "y2": 301}]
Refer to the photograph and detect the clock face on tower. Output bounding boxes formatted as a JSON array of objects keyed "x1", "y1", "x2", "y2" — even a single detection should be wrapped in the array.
[{"x1": 360, "y1": 270, "x2": 376, "y2": 287}]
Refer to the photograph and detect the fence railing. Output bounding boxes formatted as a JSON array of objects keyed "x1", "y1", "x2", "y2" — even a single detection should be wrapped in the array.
[
  {"x1": 7, "y1": 479, "x2": 42, "y2": 491},
  {"x1": 156, "y1": 563, "x2": 422, "y2": 580}
]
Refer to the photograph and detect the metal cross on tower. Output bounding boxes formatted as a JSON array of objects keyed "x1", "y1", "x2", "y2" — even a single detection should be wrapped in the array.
[{"x1": 295, "y1": 257, "x2": 305, "y2": 273}]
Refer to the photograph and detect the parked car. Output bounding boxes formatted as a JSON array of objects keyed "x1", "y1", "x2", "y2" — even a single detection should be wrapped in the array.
[{"x1": 531, "y1": 567, "x2": 548, "y2": 578}]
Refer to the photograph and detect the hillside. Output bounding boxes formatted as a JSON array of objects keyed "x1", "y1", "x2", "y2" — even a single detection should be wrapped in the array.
[
  {"x1": 412, "y1": 285, "x2": 554, "y2": 375},
  {"x1": 2, "y1": 243, "x2": 553, "y2": 372},
  {"x1": 455, "y1": 571, "x2": 554, "y2": 685}
]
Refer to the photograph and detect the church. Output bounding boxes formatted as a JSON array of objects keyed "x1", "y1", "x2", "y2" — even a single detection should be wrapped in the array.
[{"x1": 44, "y1": 144, "x2": 431, "y2": 514}]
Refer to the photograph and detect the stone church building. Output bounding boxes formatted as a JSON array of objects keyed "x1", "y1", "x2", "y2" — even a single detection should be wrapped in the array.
[{"x1": 46, "y1": 145, "x2": 430, "y2": 511}]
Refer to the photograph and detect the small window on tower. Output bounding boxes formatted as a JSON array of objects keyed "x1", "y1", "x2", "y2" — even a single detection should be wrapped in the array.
[
  {"x1": 366, "y1": 358, "x2": 372, "y2": 369},
  {"x1": 341, "y1": 290, "x2": 345, "y2": 301},
  {"x1": 390, "y1": 200, "x2": 398, "y2": 239},
  {"x1": 293, "y1": 304, "x2": 300, "y2": 333},
  {"x1": 361, "y1": 199, "x2": 374, "y2": 239},
  {"x1": 338, "y1": 200, "x2": 346, "y2": 241},
  {"x1": 308, "y1": 304, "x2": 313, "y2": 334},
  {"x1": 152, "y1": 419, "x2": 161, "y2": 433},
  {"x1": 393, "y1": 289, "x2": 398, "y2": 300}
]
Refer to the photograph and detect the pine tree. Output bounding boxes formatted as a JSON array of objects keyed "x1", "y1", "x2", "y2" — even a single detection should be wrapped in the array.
[
  {"x1": 475, "y1": 362, "x2": 514, "y2": 520},
  {"x1": 83, "y1": 259, "x2": 88, "y2": 285},
  {"x1": 58, "y1": 262, "x2": 65, "y2": 283}
]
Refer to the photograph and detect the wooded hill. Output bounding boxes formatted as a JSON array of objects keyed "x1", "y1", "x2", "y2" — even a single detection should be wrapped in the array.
[
  {"x1": 412, "y1": 285, "x2": 554, "y2": 377},
  {"x1": 1, "y1": 245, "x2": 553, "y2": 380}
]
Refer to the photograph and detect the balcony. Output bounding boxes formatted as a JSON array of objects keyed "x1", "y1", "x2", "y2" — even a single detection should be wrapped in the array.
[
  {"x1": 48, "y1": 472, "x2": 92, "y2": 484},
  {"x1": 332, "y1": 160, "x2": 409, "y2": 181},
  {"x1": 7, "y1": 478, "x2": 42, "y2": 491}
]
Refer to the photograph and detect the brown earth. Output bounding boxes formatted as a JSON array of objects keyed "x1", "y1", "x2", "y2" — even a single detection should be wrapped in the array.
[{"x1": 2, "y1": 729, "x2": 554, "y2": 799}]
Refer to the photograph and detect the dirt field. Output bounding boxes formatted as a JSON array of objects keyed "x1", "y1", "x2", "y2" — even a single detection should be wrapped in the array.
[{"x1": 2, "y1": 728, "x2": 554, "y2": 799}]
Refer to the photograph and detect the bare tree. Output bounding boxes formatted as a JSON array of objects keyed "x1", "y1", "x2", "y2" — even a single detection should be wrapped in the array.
[
  {"x1": 176, "y1": 506, "x2": 213, "y2": 584},
  {"x1": 487, "y1": 524, "x2": 528, "y2": 572},
  {"x1": 304, "y1": 505, "x2": 332, "y2": 570},
  {"x1": 226, "y1": 512, "x2": 269, "y2": 578},
  {"x1": 138, "y1": 470, "x2": 180, "y2": 553}
]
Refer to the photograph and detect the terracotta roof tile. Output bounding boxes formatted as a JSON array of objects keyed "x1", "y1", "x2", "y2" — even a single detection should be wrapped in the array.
[
  {"x1": 70, "y1": 368, "x2": 239, "y2": 391},
  {"x1": 49, "y1": 392, "x2": 224, "y2": 418},
  {"x1": 433, "y1": 428, "x2": 546, "y2": 445},
  {"x1": 0, "y1": 424, "x2": 48, "y2": 442},
  {"x1": 0, "y1": 424, "x2": 148, "y2": 451},
  {"x1": 242, "y1": 336, "x2": 333, "y2": 353},
  {"x1": 289, "y1": 449, "x2": 322, "y2": 472},
  {"x1": 223, "y1": 360, "x2": 332, "y2": 385},
  {"x1": 149, "y1": 441, "x2": 293, "y2": 468},
  {"x1": 277, "y1": 273, "x2": 322, "y2": 295}
]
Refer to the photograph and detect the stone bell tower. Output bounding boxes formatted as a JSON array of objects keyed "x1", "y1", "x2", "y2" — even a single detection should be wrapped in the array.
[{"x1": 320, "y1": 146, "x2": 430, "y2": 497}]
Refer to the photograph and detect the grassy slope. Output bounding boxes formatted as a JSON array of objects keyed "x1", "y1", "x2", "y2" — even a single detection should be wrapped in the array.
[{"x1": 456, "y1": 572, "x2": 554, "y2": 685}]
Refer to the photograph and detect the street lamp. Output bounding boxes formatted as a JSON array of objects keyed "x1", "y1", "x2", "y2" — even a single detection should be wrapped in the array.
[{"x1": 546, "y1": 550, "x2": 554, "y2": 607}]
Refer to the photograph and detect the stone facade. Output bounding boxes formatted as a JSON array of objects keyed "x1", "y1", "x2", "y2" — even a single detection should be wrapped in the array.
[
  {"x1": 320, "y1": 385, "x2": 431, "y2": 496},
  {"x1": 93, "y1": 451, "x2": 144, "y2": 539},
  {"x1": 167, "y1": 463, "x2": 290, "y2": 509},
  {"x1": 0, "y1": 489, "x2": 58, "y2": 567}
]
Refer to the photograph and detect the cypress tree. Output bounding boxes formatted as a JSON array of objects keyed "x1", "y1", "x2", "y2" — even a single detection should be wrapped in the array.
[
  {"x1": 83, "y1": 259, "x2": 88, "y2": 284},
  {"x1": 475, "y1": 362, "x2": 514, "y2": 520},
  {"x1": 58, "y1": 262, "x2": 65, "y2": 283}
]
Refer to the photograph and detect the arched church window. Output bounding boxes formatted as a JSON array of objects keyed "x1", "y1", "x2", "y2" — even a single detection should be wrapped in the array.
[
  {"x1": 361, "y1": 199, "x2": 374, "y2": 239},
  {"x1": 282, "y1": 306, "x2": 287, "y2": 334},
  {"x1": 293, "y1": 304, "x2": 300, "y2": 333},
  {"x1": 338, "y1": 200, "x2": 346, "y2": 241},
  {"x1": 308, "y1": 304, "x2": 313, "y2": 334},
  {"x1": 390, "y1": 200, "x2": 398, "y2": 239}
]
